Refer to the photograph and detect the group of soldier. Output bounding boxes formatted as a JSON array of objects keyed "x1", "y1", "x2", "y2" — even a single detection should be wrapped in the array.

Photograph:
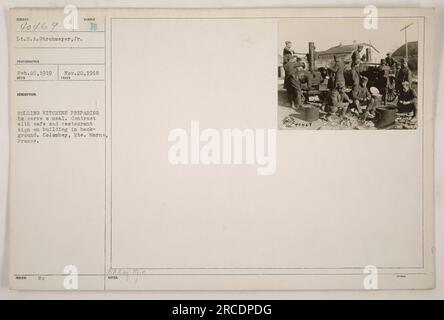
[
  {"x1": 379, "y1": 53, "x2": 417, "y2": 119},
  {"x1": 282, "y1": 41, "x2": 417, "y2": 122}
]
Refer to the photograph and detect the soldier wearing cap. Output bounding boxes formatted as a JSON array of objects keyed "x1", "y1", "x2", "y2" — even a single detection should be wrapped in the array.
[
  {"x1": 379, "y1": 59, "x2": 392, "y2": 104},
  {"x1": 379, "y1": 59, "x2": 391, "y2": 76},
  {"x1": 385, "y1": 52, "x2": 398, "y2": 75},
  {"x1": 351, "y1": 60, "x2": 362, "y2": 90},
  {"x1": 396, "y1": 58, "x2": 412, "y2": 92},
  {"x1": 352, "y1": 76, "x2": 376, "y2": 117},
  {"x1": 329, "y1": 56, "x2": 346, "y2": 89},
  {"x1": 283, "y1": 41, "x2": 295, "y2": 65},
  {"x1": 284, "y1": 55, "x2": 303, "y2": 109},
  {"x1": 398, "y1": 81, "x2": 417, "y2": 119},
  {"x1": 327, "y1": 83, "x2": 351, "y2": 116},
  {"x1": 282, "y1": 41, "x2": 296, "y2": 91},
  {"x1": 351, "y1": 44, "x2": 364, "y2": 67}
]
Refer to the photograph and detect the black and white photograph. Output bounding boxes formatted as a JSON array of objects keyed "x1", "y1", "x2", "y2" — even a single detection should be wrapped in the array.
[{"x1": 278, "y1": 18, "x2": 421, "y2": 130}]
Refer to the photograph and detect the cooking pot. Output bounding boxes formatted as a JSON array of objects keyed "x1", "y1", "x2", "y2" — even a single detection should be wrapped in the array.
[
  {"x1": 375, "y1": 106, "x2": 397, "y2": 129},
  {"x1": 304, "y1": 106, "x2": 319, "y2": 122}
]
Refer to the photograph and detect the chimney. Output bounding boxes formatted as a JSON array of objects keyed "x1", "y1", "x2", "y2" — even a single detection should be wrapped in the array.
[{"x1": 308, "y1": 42, "x2": 315, "y2": 72}]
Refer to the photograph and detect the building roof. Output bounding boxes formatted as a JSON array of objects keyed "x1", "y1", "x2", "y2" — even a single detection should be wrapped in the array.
[
  {"x1": 317, "y1": 42, "x2": 380, "y2": 56},
  {"x1": 392, "y1": 41, "x2": 418, "y2": 57}
]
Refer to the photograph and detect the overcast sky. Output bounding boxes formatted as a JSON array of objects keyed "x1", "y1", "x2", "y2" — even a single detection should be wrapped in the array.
[{"x1": 278, "y1": 17, "x2": 421, "y2": 56}]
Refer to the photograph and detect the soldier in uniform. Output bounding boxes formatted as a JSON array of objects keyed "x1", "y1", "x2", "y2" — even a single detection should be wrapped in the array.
[
  {"x1": 397, "y1": 81, "x2": 417, "y2": 119},
  {"x1": 282, "y1": 41, "x2": 296, "y2": 90},
  {"x1": 351, "y1": 44, "x2": 364, "y2": 67},
  {"x1": 329, "y1": 56, "x2": 346, "y2": 89},
  {"x1": 396, "y1": 58, "x2": 412, "y2": 92},
  {"x1": 385, "y1": 52, "x2": 398, "y2": 75},
  {"x1": 283, "y1": 41, "x2": 295, "y2": 64},
  {"x1": 327, "y1": 83, "x2": 351, "y2": 116},
  {"x1": 379, "y1": 59, "x2": 392, "y2": 104},
  {"x1": 351, "y1": 60, "x2": 362, "y2": 90},
  {"x1": 352, "y1": 76, "x2": 376, "y2": 117},
  {"x1": 284, "y1": 56, "x2": 303, "y2": 109}
]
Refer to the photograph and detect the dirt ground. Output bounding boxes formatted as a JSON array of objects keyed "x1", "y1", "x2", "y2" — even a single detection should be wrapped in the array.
[{"x1": 277, "y1": 81, "x2": 417, "y2": 130}]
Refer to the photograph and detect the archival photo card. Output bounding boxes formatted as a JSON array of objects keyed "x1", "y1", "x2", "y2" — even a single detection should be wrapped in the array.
[
  {"x1": 278, "y1": 17, "x2": 422, "y2": 130},
  {"x1": 8, "y1": 7, "x2": 436, "y2": 291}
]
